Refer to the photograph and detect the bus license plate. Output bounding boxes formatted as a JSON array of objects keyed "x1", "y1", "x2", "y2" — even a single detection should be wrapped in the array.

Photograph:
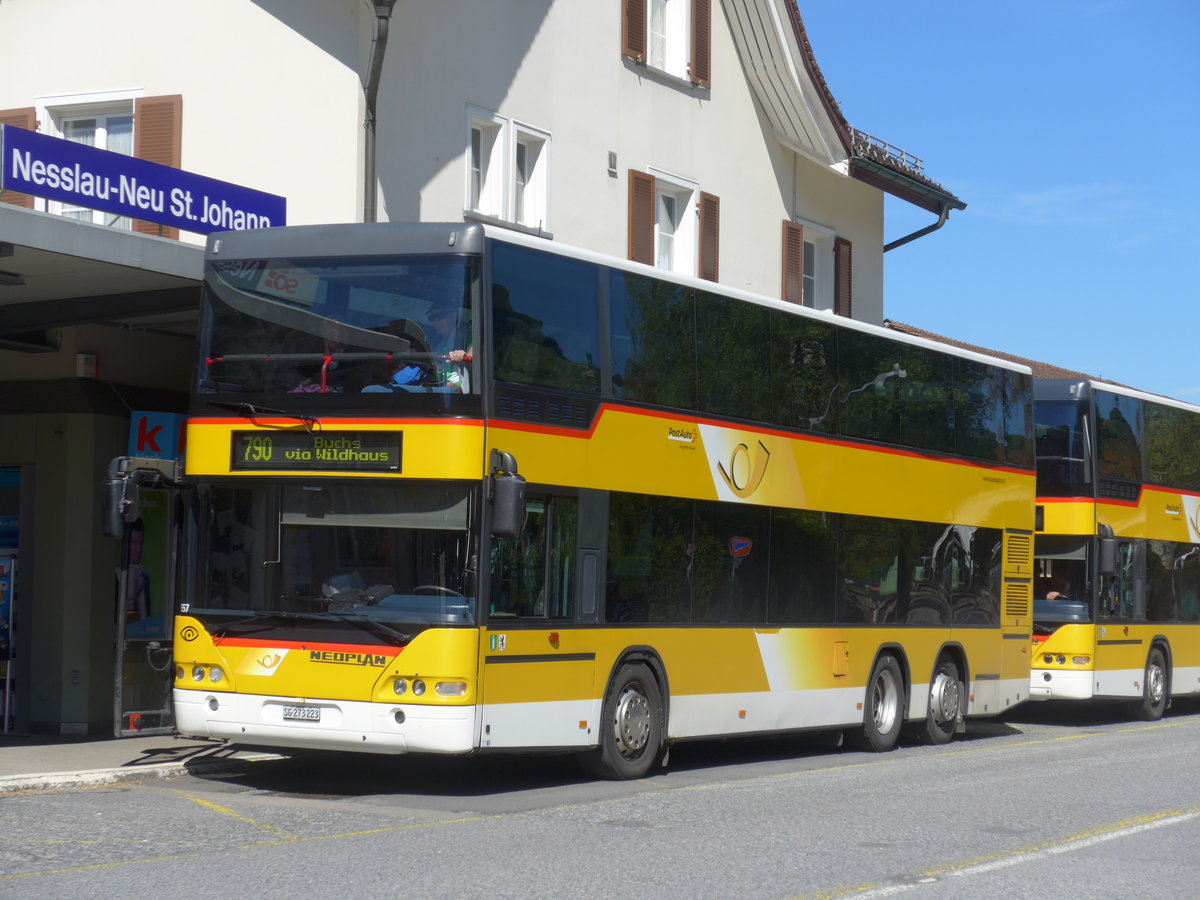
[{"x1": 282, "y1": 705, "x2": 320, "y2": 722}]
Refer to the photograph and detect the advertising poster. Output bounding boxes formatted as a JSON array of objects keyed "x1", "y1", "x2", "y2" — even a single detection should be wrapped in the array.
[
  {"x1": 0, "y1": 556, "x2": 12, "y2": 661},
  {"x1": 118, "y1": 488, "x2": 170, "y2": 640}
]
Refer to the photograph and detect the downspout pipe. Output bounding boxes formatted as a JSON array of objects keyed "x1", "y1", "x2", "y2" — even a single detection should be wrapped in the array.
[
  {"x1": 883, "y1": 204, "x2": 951, "y2": 253},
  {"x1": 363, "y1": 1, "x2": 398, "y2": 223}
]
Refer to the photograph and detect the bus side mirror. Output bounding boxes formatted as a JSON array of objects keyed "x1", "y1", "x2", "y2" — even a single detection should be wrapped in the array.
[
  {"x1": 102, "y1": 457, "x2": 140, "y2": 538},
  {"x1": 489, "y1": 449, "x2": 526, "y2": 539},
  {"x1": 1097, "y1": 524, "x2": 1117, "y2": 576}
]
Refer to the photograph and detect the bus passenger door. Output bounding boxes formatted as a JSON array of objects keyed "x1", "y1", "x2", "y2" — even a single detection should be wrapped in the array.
[{"x1": 479, "y1": 492, "x2": 599, "y2": 749}]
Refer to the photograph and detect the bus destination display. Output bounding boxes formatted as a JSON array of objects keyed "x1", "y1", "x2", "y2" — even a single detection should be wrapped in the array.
[{"x1": 231, "y1": 431, "x2": 402, "y2": 472}]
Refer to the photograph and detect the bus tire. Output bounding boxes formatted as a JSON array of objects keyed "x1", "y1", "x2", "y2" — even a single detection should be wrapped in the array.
[
  {"x1": 1133, "y1": 647, "x2": 1167, "y2": 721},
  {"x1": 848, "y1": 654, "x2": 905, "y2": 752},
  {"x1": 580, "y1": 662, "x2": 662, "y2": 780},
  {"x1": 920, "y1": 656, "x2": 961, "y2": 745}
]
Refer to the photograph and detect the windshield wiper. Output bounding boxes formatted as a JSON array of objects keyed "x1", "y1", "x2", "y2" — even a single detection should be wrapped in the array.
[
  {"x1": 327, "y1": 607, "x2": 413, "y2": 645},
  {"x1": 209, "y1": 610, "x2": 331, "y2": 636},
  {"x1": 207, "y1": 401, "x2": 319, "y2": 430},
  {"x1": 209, "y1": 608, "x2": 411, "y2": 645}
]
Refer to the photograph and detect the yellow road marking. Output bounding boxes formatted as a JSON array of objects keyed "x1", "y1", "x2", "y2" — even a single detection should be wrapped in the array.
[{"x1": 175, "y1": 790, "x2": 295, "y2": 840}]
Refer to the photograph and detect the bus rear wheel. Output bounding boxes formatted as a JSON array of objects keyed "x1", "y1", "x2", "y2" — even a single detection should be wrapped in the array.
[
  {"x1": 580, "y1": 662, "x2": 663, "y2": 780},
  {"x1": 920, "y1": 657, "x2": 961, "y2": 745},
  {"x1": 1133, "y1": 647, "x2": 1167, "y2": 721},
  {"x1": 848, "y1": 654, "x2": 904, "y2": 752}
]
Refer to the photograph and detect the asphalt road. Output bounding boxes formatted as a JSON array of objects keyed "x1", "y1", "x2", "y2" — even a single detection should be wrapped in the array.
[{"x1": 2, "y1": 699, "x2": 1198, "y2": 899}]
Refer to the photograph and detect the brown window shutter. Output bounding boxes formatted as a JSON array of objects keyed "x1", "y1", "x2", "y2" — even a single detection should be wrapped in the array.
[
  {"x1": 834, "y1": 236, "x2": 852, "y2": 317},
  {"x1": 622, "y1": 0, "x2": 646, "y2": 62},
  {"x1": 133, "y1": 94, "x2": 182, "y2": 238},
  {"x1": 690, "y1": 0, "x2": 711, "y2": 88},
  {"x1": 698, "y1": 192, "x2": 719, "y2": 281},
  {"x1": 0, "y1": 107, "x2": 38, "y2": 208},
  {"x1": 781, "y1": 221, "x2": 804, "y2": 304},
  {"x1": 628, "y1": 170, "x2": 655, "y2": 265}
]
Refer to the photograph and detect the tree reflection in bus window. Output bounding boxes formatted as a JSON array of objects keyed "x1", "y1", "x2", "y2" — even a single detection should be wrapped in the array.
[
  {"x1": 491, "y1": 242, "x2": 600, "y2": 394},
  {"x1": 609, "y1": 271, "x2": 697, "y2": 410}
]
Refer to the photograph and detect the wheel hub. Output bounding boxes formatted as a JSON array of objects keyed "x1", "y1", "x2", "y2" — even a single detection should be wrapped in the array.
[
  {"x1": 614, "y1": 685, "x2": 651, "y2": 756},
  {"x1": 872, "y1": 669, "x2": 899, "y2": 733},
  {"x1": 930, "y1": 671, "x2": 960, "y2": 724},
  {"x1": 1148, "y1": 663, "x2": 1165, "y2": 703}
]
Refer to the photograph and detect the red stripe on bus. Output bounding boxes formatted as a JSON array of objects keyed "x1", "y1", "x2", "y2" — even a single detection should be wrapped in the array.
[{"x1": 213, "y1": 636, "x2": 404, "y2": 656}]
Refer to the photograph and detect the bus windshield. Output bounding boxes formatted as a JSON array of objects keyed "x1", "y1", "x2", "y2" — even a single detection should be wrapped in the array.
[
  {"x1": 198, "y1": 254, "x2": 479, "y2": 397},
  {"x1": 187, "y1": 480, "x2": 477, "y2": 633},
  {"x1": 1033, "y1": 535, "x2": 1091, "y2": 633},
  {"x1": 1035, "y1": 400, "x2": 1090, "y2": 496}
]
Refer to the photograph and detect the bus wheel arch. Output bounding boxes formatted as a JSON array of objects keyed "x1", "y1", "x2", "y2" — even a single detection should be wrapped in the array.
[
  {"x1": 580, "y1": 647, "x2": 668, "y2": 780},
  {"x1": 848, "y1": 646, "x2": 908, "y2": 752},
  {"x1": 1133, "y1": 641, "x2": 1169, "y2": 721},
  {"x1": 917, "y1": 644, "x2": 966, "y2": 745}
]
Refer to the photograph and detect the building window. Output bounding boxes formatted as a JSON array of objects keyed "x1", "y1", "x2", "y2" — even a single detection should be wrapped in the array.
[
  {"x1": 622, "y1": 0, "x2": 711, "y2": 88},
  {"x1": 651, "y1": 170, "x2": 695, "y2": 276},
  {"x1": 59, "y1": 110, "x2": 134, "y2": 228},
  {"x1": 466, "y1": 108, "x2": 550, "y2": 231},
  {"x1": 30, "y1": 91, "x2": 182, "y2": 238},
  {"x1": 629, "y1": 169, "x2": 718, "y2": 281},
  {"x1": 468, "y1": 109, "x2": 505, "y2": 219},
  {"x1": 512, "y1": 124, "x2": 549, "y2": 230},
  {"x1": 782, "y1": 219, "x2": 843, "y2": 312}
]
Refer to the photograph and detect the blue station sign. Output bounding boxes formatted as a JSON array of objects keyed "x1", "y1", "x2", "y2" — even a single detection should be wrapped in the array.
[{"x1": 0, "y1": 124, "x2": 285, "y2": 234}]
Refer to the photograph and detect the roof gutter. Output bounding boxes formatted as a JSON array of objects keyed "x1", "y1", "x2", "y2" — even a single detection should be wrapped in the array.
[
  {"x1": 363, "y1": 1, "x2": 398, "y2": 223},
  {"x1": 848, "y1": 153, "x2": 966, "y2": 252},
  {"x1": 883, "y1": 204, "x2": 951, "y2": 253}
]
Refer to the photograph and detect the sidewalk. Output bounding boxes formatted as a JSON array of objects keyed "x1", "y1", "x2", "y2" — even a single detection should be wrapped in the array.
[{"x1": 0, "y1": 732, "x2": 285, "y2": 792}]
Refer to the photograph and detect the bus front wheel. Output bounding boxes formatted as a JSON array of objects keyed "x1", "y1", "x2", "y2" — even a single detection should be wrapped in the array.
[
  {"x1": 849, "y1": 654, "x2": 905, "y2": 752},
  {"x1": 580, "y1": 662, "x2": 663, "y2": 780},
  {"x1": 1133, "y1": 647, "x2": 1167, "y2": 721}
]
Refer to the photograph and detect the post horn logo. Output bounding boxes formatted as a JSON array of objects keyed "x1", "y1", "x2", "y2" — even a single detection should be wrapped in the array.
[
  {"x1": 717, "y1": 440, "x2": 770, "y2": 498},
  {"x1": 179, "y1": 625, "x2": 199, "y2": 642}
]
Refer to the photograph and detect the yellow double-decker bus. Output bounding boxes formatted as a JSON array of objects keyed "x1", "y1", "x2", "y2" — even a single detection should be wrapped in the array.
[
  {"x1": 1031, "y1": 379, "x2": 1200, "y2": 718},
  {"x1": 120, "y1": 223, "x2": 1036, "y2": 778}
]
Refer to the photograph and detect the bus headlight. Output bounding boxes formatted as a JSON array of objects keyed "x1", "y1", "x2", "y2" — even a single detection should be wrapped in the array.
[
  {"x1": 435, "y1": 681, "x2": 467, "y2": 697},
  {"x1": 1056, "y1": 655, "x2": 1066, "y2": 665},
  {"x1": 412, "y1": 679, "x2": 426, "y2": 696},
  {"x1": 1043, "y1": 654, "x2": 1053, "y2": 664},
  {"x1": 209, "y1": 667, "x2": 224, "y2": 683},
  {"x1": 176, "y1": 666, "x2": 185, "y2": 681},
  {"x1": 192, "y1": 666, "x2": 205, "y2": 682},
  {"x1": 392, "y1": 679, "x2": 407, "y2": 695},
  {"x1": 1072, "y1": 656, "x2": 1091, "y2": 666}
]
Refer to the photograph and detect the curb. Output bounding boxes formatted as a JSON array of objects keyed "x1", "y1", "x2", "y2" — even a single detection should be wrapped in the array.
[{"x1": 0, "y1": 750, "x2": 286, "y2": 793}]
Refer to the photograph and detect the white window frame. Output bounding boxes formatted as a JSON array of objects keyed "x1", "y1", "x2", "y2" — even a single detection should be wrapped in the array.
[
  {"x1": 511, "y1": 122, "x2": 550, "y2": 231},
  {"x1": 35, "y1": 89, "x2": 142, "y2": 228},
  {"x1": 467, "y1": 106, "x2": 506, "y2": 220},
  {"x1": 648, "y1": 0, "x2": 690, "y2": 80},
  {"x1": 793, "y1": 217, "x2": 835, "y2": 311},
  {"x1": 648, "y1": 168, "x2": 697, "y2": 276},
  {"x1": 465, "y1": 107, "x2": 551, "y2": 232}
]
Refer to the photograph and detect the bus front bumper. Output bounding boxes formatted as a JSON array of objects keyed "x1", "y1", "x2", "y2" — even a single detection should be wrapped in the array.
[
  {"x1": 1029, "y1": 668, "x2": 1093, "y2": 701},
  {"x1": 174, "y1": 688, "x2": 477, "y2": 755}
]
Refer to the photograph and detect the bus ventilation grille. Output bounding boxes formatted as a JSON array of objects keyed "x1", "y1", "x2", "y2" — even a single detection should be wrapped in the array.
[
  {"x1": 496, "y1": 390, "x2": 593, "y2": 428},
  {"x1": 1005, "y1": 532, "x2": 1031, "y2": 569},
  {"x1": 1098, "y1": 479, "x2": 1139, "y2": 502},
  {"x1": 1003, "y1": 581, "x2": 1031, "y2": 619}
]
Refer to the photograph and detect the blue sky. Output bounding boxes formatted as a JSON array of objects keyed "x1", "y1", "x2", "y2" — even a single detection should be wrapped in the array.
[{"x1": 800, "y1": 1, "x2": 1199, "y2": 403}]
